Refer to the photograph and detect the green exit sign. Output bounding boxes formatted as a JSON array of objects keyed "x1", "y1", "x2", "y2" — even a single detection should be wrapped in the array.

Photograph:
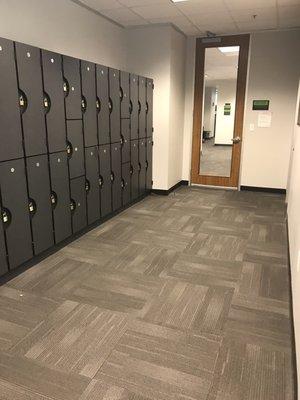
[{"x1": 253, "y1": 100, "x2": 270, "y2": 110}]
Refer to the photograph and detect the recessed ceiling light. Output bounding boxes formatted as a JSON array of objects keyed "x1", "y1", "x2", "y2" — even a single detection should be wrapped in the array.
[{"x1": 218, "y1": 46, "x2": 240, "y2": 53}]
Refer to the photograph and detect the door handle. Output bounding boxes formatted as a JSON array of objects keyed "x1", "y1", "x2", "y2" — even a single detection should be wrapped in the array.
[{"x1": 231, "y1": 136, "x2": 241, "y2": 144}]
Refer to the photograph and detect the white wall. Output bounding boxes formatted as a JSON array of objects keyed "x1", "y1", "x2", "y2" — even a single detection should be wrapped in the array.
[
  {"x1": 0, "y1": 0, "x2": 127, "y2": 69},
  {"x1": 214, "y1": 79, "x2": 236, "y2": 145},
  {"x1": 203, "y1": 87, "x2": 216, "y2": 134},
  {"x1": 287, "y1": 81, "x2": 300, "y2": 396}
]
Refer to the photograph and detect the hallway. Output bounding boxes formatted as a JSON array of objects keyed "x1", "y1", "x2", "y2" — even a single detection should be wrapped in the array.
[{"x1": 0, "y1": 187, "x2": 294, "y2": 400}]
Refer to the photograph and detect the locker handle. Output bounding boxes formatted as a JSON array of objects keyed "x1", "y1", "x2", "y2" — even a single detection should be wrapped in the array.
[
  {"x1": 119, "y1": 87, "x2": 124, "y2": 101},
  {"x1": 129, "y1": 100, "x2": 133, "y2": 114},
  {"x1": 108, "y1": 98, "x2": 113, "y2": 114},
  {"x1": 43, "y1": 92, "x2": 51, "y2": 114},
  {"x1": 28, "y1": 199, "x2": 37, "y2": 217},
  {"x1": 50, "y1": 192, "x2": 58, "y2": 209},
  {"x1": 99, "y1": 175, "x2": 104, "y2": 187},
  {"x1": 121, "y1": 179, "x2": 125, "y2": 189},
  {"x1": 146, "y1": 160, "x2": 149, "y2": 170},
  {"x1": 18, "y1": 89, "x2": 28, "y2": 114},
  {"x1": 146, "y1": 101, "x2": 149, "y2": 114},
  {"x1": 70, "y1": 199, "x2": 76, "y2": 213},
  {"x1": 85, "y1": 179, "x2": 90, "y2": 193},
  {"x1": 138, "y1": 101, "x2": 141, "y2": 114},
  {"x1": 138, "y1": 162, "x2": 141, "y2": 172},
  {"x1": 66, "y1": 141, "x2": 73, "y2": 158},
  {"x1": 81, "y1": 96, "x2": 87, "y2": 113},
  {"x1": 110, "y1": 172, "x2": 115, "y2": 182},
  {"x1": 63, "y1": 77, "x2": 69, "y2": 97},
  {"x1": 120, "y1": 135, "x2": 124, "y2": 146},
  {"x1": 1, "y1": 207, "x2": 12, "y2": 228},
  {"x1": 96, "y1": 97, "x2": 101, "y2": 113},
  {"x1": 130, "y1": 165, "x2": 133, "y2": 175}
]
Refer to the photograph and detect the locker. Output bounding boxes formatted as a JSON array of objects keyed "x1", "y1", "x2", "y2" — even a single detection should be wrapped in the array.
[
  {"x1": 98, "y1": 144, "x2": 112, "y2": 217},
  {"x1": 130, "y1": 74, "x2": 139, "y2": 140},
  {"x1": 121, "y1": 119, "x2": 130, "y2": 164},
  {"x1": 85, "y1": 146, "x2": 100, "y2": 225},
  {"x1": 0, "y1": 38, "x2": 23, "y2": 162},
  {"x1": 146, "y1": 78, "x2": 154, "y2": 137},
  {"x1": 111, "y1": 143, "x2": 122, "y2": 211},
  {"x1": 109, "y1": 68, "x2": 121, "y2": 144},
  {"x1": 49, "y1": 152, "x2": 72, "y2": 243},
  {"x1": 146, "y1": 137, "x2": 153, "y2": 191},
  {"x1": 42, "y1": 50, "x2": 66, "y2": 153},
  {"x1": 122, "y1": 163, "x2": 131, "y2": 207},
  {"x1": 63, "y1": 56, "x2": 81, "y2": 119},
  {"x1": 70, "y1": 176, "x2": 87, "y2": 233},
  {"x1": 0, "y1": 202, "x2": 8, "y2": 276},
  {"x1": 120, "y1": 71, "x2": 130, "y2": 118},
  {"x1": 27, "y1": 155, "x2": 54, "y2": 255},
  {"x1": 15, "y1": 43, "x2": 47, "y2": 156},
  {"x1": 0, "y1": 159, "x2": 33, "y2": 269},
  {"x1": 81, "y1": 61, "x2": 98, "y2": 147},
  {"x1": 130, "y1": 140, "x2": 139, "y2": 201},
  {"x1": 67, "y1": 120, "x2": 84, "y2": 179},
  {"x1": 96, "y1": 65, "x2": 110, "y2": 145},
  {"x1": 139, "y1": 139, "x2": 146, "y2": 195},
  {"x1": 139, "y1": 76, "x2": 147, "y2": 139}
]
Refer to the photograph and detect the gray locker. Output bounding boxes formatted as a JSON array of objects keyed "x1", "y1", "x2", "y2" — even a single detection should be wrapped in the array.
[
  {"x1": 121, "y1": 119, "x2": 130, "y2": 164},
  {"x1": 0, "y1": 38, "x2": 23, "y2": 162},
  {"x1": 111, "y1": 143, "x2": 122, "y2": 211},
  {"x1": 139, "y1": 139, "x2": 146, "y2": 195},
  {"x1": 81, "y1": 61, "x2": 98, "y2": 147},
  {"x1": 85, "y1": 146, "x2": 100, "y2": 225},
  {"x1": 0, "y1": 202, "x2": 8, "y2": 276},
  {"x1": 27, "y1": 155, "x2": 54, "y2": 255},
  {"x1": 49, "y1": 152, "x2": 72, "y2": 243},
  {"x1": 0, "y1": 159, "x2": 33, "y2": 270},
  {"x1": 98, "y1": 144, "x2": 112, "y2": 217},
  {"x1": 130, "y1": 140, "x2": 139, "y2": 201},
  {"x1": 146, "y1": 137, "x2": 153, "y2": 191},
  {"x1": 70, "y1": 176, "x2": 87, "y2": 233},
  {"x1": 130, "y1": 74, "x2": 139, "y2": 140},
  {"x1": 96, "y1": 65, "x2": 110, "y2": 145},
  {"x1": 67, "y1": 120, "x2": 84, "y2": 179},
  {"x1": 63, "y1": 56, "x2": 81, "y2": 119},
  {"x1": 146, "y1": 78, "x2": 153, "y2": 137},
  {"x1": 42, "y1": 50, "x2": 66, "y2": 153},
  {"x1": 122, "y1": 163, "x2": 131, "y2": 207},
  {"x1": 139, "y1": 76, "x2": 147, "y2": 139},
  {"x1": 120, "y1": 71, "x2": 130, "y2": 118},
  {"x1": 109, "y1": 68, "x2": 121, "y2": 144},
  {"x1": 15, "y1": 43, "x2": 47, "y2": 156}
]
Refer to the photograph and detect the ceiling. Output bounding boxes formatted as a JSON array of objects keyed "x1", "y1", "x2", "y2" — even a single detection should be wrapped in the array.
[
  {"x1": 205, "y1": 47, "x2": 239, "y2": 81},
  {"x1": 74, "y1": 0, "x2": 300, "y2": 36}
]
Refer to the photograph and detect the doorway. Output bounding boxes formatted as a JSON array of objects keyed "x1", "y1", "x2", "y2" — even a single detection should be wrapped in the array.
[{"x1": 191, "y1": 35, "x2": 250, "y2": 187}]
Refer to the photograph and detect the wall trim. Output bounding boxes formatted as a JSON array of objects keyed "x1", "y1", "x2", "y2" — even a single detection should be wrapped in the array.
[
  {"x1": 152, "y1": 180, "x2": 189, "y2": 196},
  {"x1": 240, "y1": 185, "x2": 286, "y2": 194}
]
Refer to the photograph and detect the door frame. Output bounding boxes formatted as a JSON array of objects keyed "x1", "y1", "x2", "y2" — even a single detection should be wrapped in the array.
[{"x1": 191, "y1": 34, "x2": 250, "y2": 187}]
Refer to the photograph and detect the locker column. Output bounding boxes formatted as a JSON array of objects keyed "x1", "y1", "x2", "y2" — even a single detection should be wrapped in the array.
[
  {"x1": 0, "y1": 192, "x2": 8, "y2": 276},
  {"x1": 146, "y1": 78, "x2": 154, "y2": 191}
]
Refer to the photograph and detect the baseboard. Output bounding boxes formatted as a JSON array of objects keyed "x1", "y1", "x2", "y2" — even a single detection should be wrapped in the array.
[
  {"x1": 240, "y1": 185, "x2": 286, "y2": 194},
  {"x1": 152, "y1": 180, "x2": 189, "y2": 196},
  {"x1": 286, "y1": 219, "x2": 298, "y2": 399}
]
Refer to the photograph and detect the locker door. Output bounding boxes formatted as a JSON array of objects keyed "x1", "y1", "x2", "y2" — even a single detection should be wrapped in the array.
[
  {"x1": 85, "y1": 146, "x2": 100, "y2": 225},
  {"x1": 130, "y1": 74, "x2": 139, "y2": 140},
  {"x1": 131, "y1": 140, "x2": 139, "y2": 201},
  {"x1": 70, "y1": 176, "x2": 87, "y2": 233},
  {"x1": 42, "y1": 50, "x2": 66, "y2": 153},
  {"x1": 146, "y1": 78, "x2": 153, "y2": 137},
  {"x1": 96, "y1": 65, "x2": 110, "y2": 145},
  {"x1": 120, "y1": 71, "x2": 130, "y2": 118},
  {"x1": 139, "y1": 76, "x2": 147, "y2": 139},
  {"x1": 49, "y1": 152, "x2": 72, "y2": 243},
  {"x1": 111, "y1": 143, "x2": 122, "y2": 211},
  {"x1": 122, "y1": 163, "x2": 131, "y2": 207},
  {"x1": 0, "y1": 206, "x2": 8, "y2": 276},
  {"x1": 67, "y1": 120, "x2": 84, "y2": 179},
  {"x1": 15, "y1": 43, "x2": 47, "y2": 156},
  {"x1": 81, "y1": 61, "x2": 98, "y2": 147},
  {"x1": 27, "y1": 155, "x2": 54, "y2": 255},
  {"x1": 146, "y1": 137, "x2": 153, "y2": 191},
  {"x1": 63, "y1": 56, "x2": 81, "y2": 119},
  {"x1": 0, "y1": 159, "x2": 33, "y2": 269},
  {"x1": 109, "y1": 68, "x2": 121, "y2": 144},
  {"x1": 0, "y1": 38, "x2": 23, "y2": 162},
  {"x1": 121, "y1": 119, "x2": 130, "y2": 164},
  {"x1": 139, "y1": 139, "x2": 146, "y2": 195},
  {"x1": 98, "y1": 144, "x2": 112, "y2": 217}
]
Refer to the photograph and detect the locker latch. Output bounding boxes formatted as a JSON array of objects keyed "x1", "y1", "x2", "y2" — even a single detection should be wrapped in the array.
[
  {"x1": 43, "y1": 92, "x2": 51, "y2": 113},
  {"x1": 28, "y1": 199, "x2": 37, "y2": 216},
  {"x1": 138, "y1": 101, "x2": 141, "y2": 114},
  {"x1": 129, "y1": 100, "x2": 133, "y2": 114},
  {"x1": 130, "y1": 165, "x2": 133, "y2": 175},
  {"x1": 70, "y1": 199, "x2": 76, "y2": 213},
  {"x1": 146, "y1": 101, "x2": 149, "y2": 114},
  {"x1": 85, "y1": 180, "x2": 90, "y2": 193},
  {"x1": 146, "y1": 160, "x2": 149, "y2": 170},
  {"x1": 81, "y1": 96, "x2": 87, "y2": 113},
  {"x1": 110, "y1": 172, "x2": 115, "y2": 182},
  {"x1": 138, "y1": 162, "x2": 141, "y2": 172},
  {"x1": 119, "y1": 87, "x2": 124, "y2": 101},
  {"x1": 108, "y1": 98, "x2": 113, "y2": 113},
  {"x1": 99, "y1": 176, "x2": 104, "y2": 187},
  {"x1": 1, "y1": 208, "x2": 11, "y2": 227},
  {"x1": 63, "y1": 78, "x2": 69, "y2": 96},
  {"x1": 96, "y1": 97, "x2": 101, "y2": 113},
  {"x1": 66, "y1": 141, "x2": 73, "y2": 157},
  {"x1": 120, "y1": 135, "x2": 124, "y2": 146},
  {"x1": 18, "y1": 90, "x2": 28, "y2": 113},
  {"x1": 50, "y1": 192, "x2": 57, "y2": 208}
]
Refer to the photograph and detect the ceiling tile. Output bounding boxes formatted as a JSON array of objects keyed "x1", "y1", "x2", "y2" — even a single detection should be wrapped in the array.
[
  {"x1": 101, "y1": 7, "x2": 145, "y2": 22},
  {"x1": 230, "y1": 7, "x2": 277, "y2": 23},
  {"x1": 131, "y1": 3, "x2": 182, "y2": 19},
  {"x1": 278, "y1": 4, "x2": 300, "y2": 18},
  {"x1": 79, "y1": 0, "x2": 121, "y2": 11},
  {"x1": 118, "y1": 0, "x2": 170, "y2": 6},
  {"x1": 277, "y1": 0, "x2": 300, "y2": 5},
  {"x1": 190, "y1": 11, "x2": 233, "y2": 25},
  {"x1": 236, "y1": 20, "x2": 278, "y2": 31},
  {"x1": 174, "y1": 0, "x2": 227, "y2": 15},
  {"x1": 197, "y1": 23, "x2": 238, "y2": 35},
  {"x1": 224, "y1": 0, "x2": 276, "y2": 10},
  {"x1": 278, "y1": 16, "x2": 300, "y2": 27}
]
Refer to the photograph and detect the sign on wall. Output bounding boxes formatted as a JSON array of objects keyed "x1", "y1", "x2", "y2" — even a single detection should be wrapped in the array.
[
  {"x1": 253, "y1": 100, "x2": 270, "y2": 111},
  {"x1": 224, "y1": 103, "x2": 231, "y2": 115}
]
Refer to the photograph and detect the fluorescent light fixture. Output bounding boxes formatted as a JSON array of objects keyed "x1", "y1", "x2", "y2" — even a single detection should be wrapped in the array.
[
  {"x1": 218, "y1": 46, "x2": 239, "y2": 53},
  {"x1": 171, "y1": 0, "x2": 188, "y2": 2}
]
